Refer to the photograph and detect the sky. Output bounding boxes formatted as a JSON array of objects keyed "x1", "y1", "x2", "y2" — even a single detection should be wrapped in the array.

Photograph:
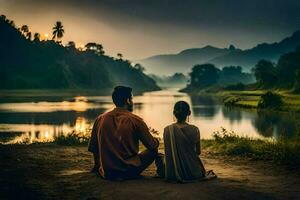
[{"x1": 1, "y1": 0, "x2": 300, "y2": 60}]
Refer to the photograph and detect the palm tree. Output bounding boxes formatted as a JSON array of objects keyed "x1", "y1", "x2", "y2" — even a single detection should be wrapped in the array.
[{"x1": 52, "y1": 21, "x2": 64, "y2": 43}]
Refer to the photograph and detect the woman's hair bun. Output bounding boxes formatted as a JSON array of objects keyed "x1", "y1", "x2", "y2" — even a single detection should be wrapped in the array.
[{"x1": 173, "y1": 101, "x2": 191, "y2": 122}]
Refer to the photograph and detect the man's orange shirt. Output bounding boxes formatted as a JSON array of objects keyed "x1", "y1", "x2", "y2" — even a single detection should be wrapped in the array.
[{"x1": 88, "y1": 107, "x2": 159, "y2": 178}]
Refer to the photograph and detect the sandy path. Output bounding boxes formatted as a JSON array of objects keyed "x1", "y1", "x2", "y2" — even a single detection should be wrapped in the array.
[{"x1": 0, "y1": 144, "x2": 300, "y2": 200}]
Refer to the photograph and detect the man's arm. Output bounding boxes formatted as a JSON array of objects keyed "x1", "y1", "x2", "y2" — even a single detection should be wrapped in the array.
[
  {"x1": 88, "y1": 116, "x2": 101, "y2": 153},
  {"x1": 136, "y1": 119, "x2": 159, "y2": 151}
]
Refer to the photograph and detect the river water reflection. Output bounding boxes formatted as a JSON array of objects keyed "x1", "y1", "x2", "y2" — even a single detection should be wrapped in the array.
[{"x1": 0, "y1": 89, "x2": 298, "y2": 143}]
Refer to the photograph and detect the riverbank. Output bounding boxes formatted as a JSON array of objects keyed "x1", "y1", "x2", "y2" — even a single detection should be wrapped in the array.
[
  {"x1": 1, "y1": 143, "x2": 300, "y2": 200},
  {"x1": 193, "y1": 89, "x2": 300, "y2": 112},
  {"x1": 0, "y1": 88, "x2": 161, "y2": 103}
]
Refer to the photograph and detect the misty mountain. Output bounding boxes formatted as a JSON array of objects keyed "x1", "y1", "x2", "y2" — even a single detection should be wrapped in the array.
[
  {"x1": 139, "y1": 45, "x2": 230, "y2": 75},
  {"x1": 148, "y1": 73, "x2": 188, "y2": 88},
  {"x1": 139, "y1": 30, "x2": 300, "y2": 75}
]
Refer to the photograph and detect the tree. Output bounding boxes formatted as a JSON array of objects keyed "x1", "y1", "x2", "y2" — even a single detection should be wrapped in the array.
[
  {"x1": 21, "y1": 25, "x2": 29, "y2": 36},
  {"x1": 188, "y1": 64, "x2": 220, "y2": 88},
  {"x1": 85, "y1": 43, "x2": 105, "y2": 55},
  {"x1": 117, "y1": 53, "x2": 123, "y2": 60},
  {"x1": 66, "y1": 41, "x2": 76, "y2": 51},
  {"x1": 26, "y1": 31, "x2": 32, "y2": 40},
  {"x1": 222, "y1": 66, "x2": 242, "y2": 76},
  {"x1": 133, "y1": 63, "x2": 145, "y2": 72},
  {"x1": 252, "y1": 60, "x2": 277, "y2": 87},
  {"x1": 33, "y1": 33, "x2": 40, "y2": 42},
  {"x1": 8, "y1": 20, "x2": 15, "y2": 27},
  {"x1": 0, "y1": 15, "x2": 6, "y2": 21},
  {"x1": 294, "y1": 70, "x2": 300, "y2": 93},
  {"x1": 67, "y1": 41, "x2": 76, "y2": 47},
  {"x1": 52, "y1": 21, "x2": 64, "y2": 43},
  {"x1": 96, "y1": 44, "x2": 104, "y2": 55},
  {"x1": 229, "y1": 44, "x2": 236, "y2": 51},
  {"x1": 277, "y1": 47, "x2": 300, "y2": 87}
]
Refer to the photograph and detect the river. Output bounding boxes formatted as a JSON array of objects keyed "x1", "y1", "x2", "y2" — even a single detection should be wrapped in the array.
[{"x1": 0, "y1": 89, "x2": 298, "y2": 143}]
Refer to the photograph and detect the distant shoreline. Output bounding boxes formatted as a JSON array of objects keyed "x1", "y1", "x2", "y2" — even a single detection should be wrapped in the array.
[{"x1": 0, "y1": 88, "x2": 161, "y2": 102}]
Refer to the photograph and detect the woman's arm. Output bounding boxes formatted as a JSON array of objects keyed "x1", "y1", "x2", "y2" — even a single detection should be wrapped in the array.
[{"x1": 195, "y1": 127, "x2": 201, "y2": 155}]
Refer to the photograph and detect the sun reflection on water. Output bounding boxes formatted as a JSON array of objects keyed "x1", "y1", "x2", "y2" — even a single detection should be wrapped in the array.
[{"x1": 2, "y1": 116, "x2": 92, "y2": 144}]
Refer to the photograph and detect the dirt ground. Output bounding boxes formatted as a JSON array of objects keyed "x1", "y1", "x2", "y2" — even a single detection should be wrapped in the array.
[{"x1": 0, "y1": 144, "x2": 300, "y2": 200}]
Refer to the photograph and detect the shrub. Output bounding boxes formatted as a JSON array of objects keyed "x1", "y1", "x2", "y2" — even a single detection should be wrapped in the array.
[
  {"x1": 223, "y1": 96, "x2": 240, "y2": 107},
  {"x1": 258, "y1": 91, "x2": 283, "y2": 110},
  {"x1": 54, "y1": 132, "x2": 90, "y2": 146},
  {"x1": 205, "y1": 128, "x2": 300, "y2": 166}
]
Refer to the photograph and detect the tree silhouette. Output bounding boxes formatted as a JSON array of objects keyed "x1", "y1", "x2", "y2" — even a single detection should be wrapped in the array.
[
  {"x1": 0, "y1": 15, "x2": 6, "y2": 21},
  {"x1": 66, "y1": 41, "x2": 76, "y2": 51},
  {"x1": 96, "y1": 44, "x2": 105, "y2": 55},
  {"x1": 252, "y1": 60, "x2": 277, "y2": 87},
  {"x1": 117, "y1": 53, "x2": 123, "y2": 60},
  {"x1": 85, "y1": 42, "x2": 104, "y2": 55},
  {"x1": 294, "y1": 70, "x2": 300, "y2": 92},
  {"x1": 33, "y1": 33, "x2": 40, "y2": 42},
  {"x1": 8, "y1": 20, "x2": 15, "y2": 27},
  {"x1": 277, "y1": 46, "x2": 300, "y2": 87},
  {"x1": 229, "y1": 44, "x2": 236, "y2": 51},
  {"x1": 188, "y1": 64, "x2": 220, "y2": 88},
  {"x1": 26, "y1": 31, "x2": 32, "y2": 40},
  {"x1": 134, "y1": 63, "x2": 145, "y2": 72},
  {"x1": 21, "y1": 25, "x2": 29, "y2": 36},
  {"x1": 52, "y1": 21, "x2": 64, "y2": 43}
]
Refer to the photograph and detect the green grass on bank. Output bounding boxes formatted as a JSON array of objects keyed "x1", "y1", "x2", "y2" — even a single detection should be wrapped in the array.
[
  {"x1": 202, "y1": 128, "x2": 300, "y2": 166},
  {"x1": 54, "y1": 132, "x2": 90, "y2": 146},
  {"x1": 51, "y1": 128, "x2": 300, "y2": 166},
  {"x1": 219, "y1": 90, "x2": 300, "y2": 112}
]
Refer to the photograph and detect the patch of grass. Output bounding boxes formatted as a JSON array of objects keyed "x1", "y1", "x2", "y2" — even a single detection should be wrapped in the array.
[
  {"x1": 54, "y1": 132, "x2": 90, "y2": 146},
  {"x1": 218, "y1": 90, "x2": 300, "y2": 112},
  {"x1": 202, "y1": 128, "x2": 300, "y2": 166},
  {"x1": 234, "y1": 100, "x2": 258, "y2": 108}
]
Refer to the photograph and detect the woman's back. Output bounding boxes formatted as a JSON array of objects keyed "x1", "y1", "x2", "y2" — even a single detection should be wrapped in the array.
[{"x1": 163, "y1": 123, "x2": 205, "y2": 182}]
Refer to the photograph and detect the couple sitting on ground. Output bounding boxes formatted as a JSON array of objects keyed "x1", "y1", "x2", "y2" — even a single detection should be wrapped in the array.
[{"x1": 88, "y1": 86, "x2": 216, "y2": 182}]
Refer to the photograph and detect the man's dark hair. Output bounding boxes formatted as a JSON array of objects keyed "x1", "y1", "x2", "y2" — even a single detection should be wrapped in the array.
[{"x1": 112, "y1": 86, "x2": 133, "y2": 107}]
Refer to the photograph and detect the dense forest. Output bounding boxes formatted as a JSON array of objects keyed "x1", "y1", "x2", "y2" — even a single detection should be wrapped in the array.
[
  {"x1": 0, "y1": 15, "x2": 160, "y2": 92},
  {"x1": 149, "y1": 73, "x2": 188, "y2": 88},
  {"x1": 182, "y1": 44, "x2": 300, "y2": 93},
  {"x1": 182, "y1": 64, "x2": 254, "y2": 92},
  {"x1": 252, "y1": 47, "x2": 300, "y2": 92},
  {"x1": 140, "y1": 30, "x2": 300, "y2": 75}
]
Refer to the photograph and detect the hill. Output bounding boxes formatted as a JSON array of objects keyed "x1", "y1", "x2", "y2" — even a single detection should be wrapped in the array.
[
  {"x1": 139, "y1": 30, "x2": 300, "y2": 75},
  {"x1": 0, "y1": 16, "x2": 160, "y2": 93},
  {"x1": 139, "y1": 45, "x2": 230, "y2": 75}
]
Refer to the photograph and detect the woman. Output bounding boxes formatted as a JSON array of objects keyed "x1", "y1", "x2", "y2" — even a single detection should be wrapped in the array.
[{"x1": 163, "y1": 101, "x2": 215, "y2": 182}]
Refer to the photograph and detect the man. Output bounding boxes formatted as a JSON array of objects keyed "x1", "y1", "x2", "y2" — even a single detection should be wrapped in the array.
[{"x1": 88, "y1": 86, "x2": 162, "y2": 180}]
